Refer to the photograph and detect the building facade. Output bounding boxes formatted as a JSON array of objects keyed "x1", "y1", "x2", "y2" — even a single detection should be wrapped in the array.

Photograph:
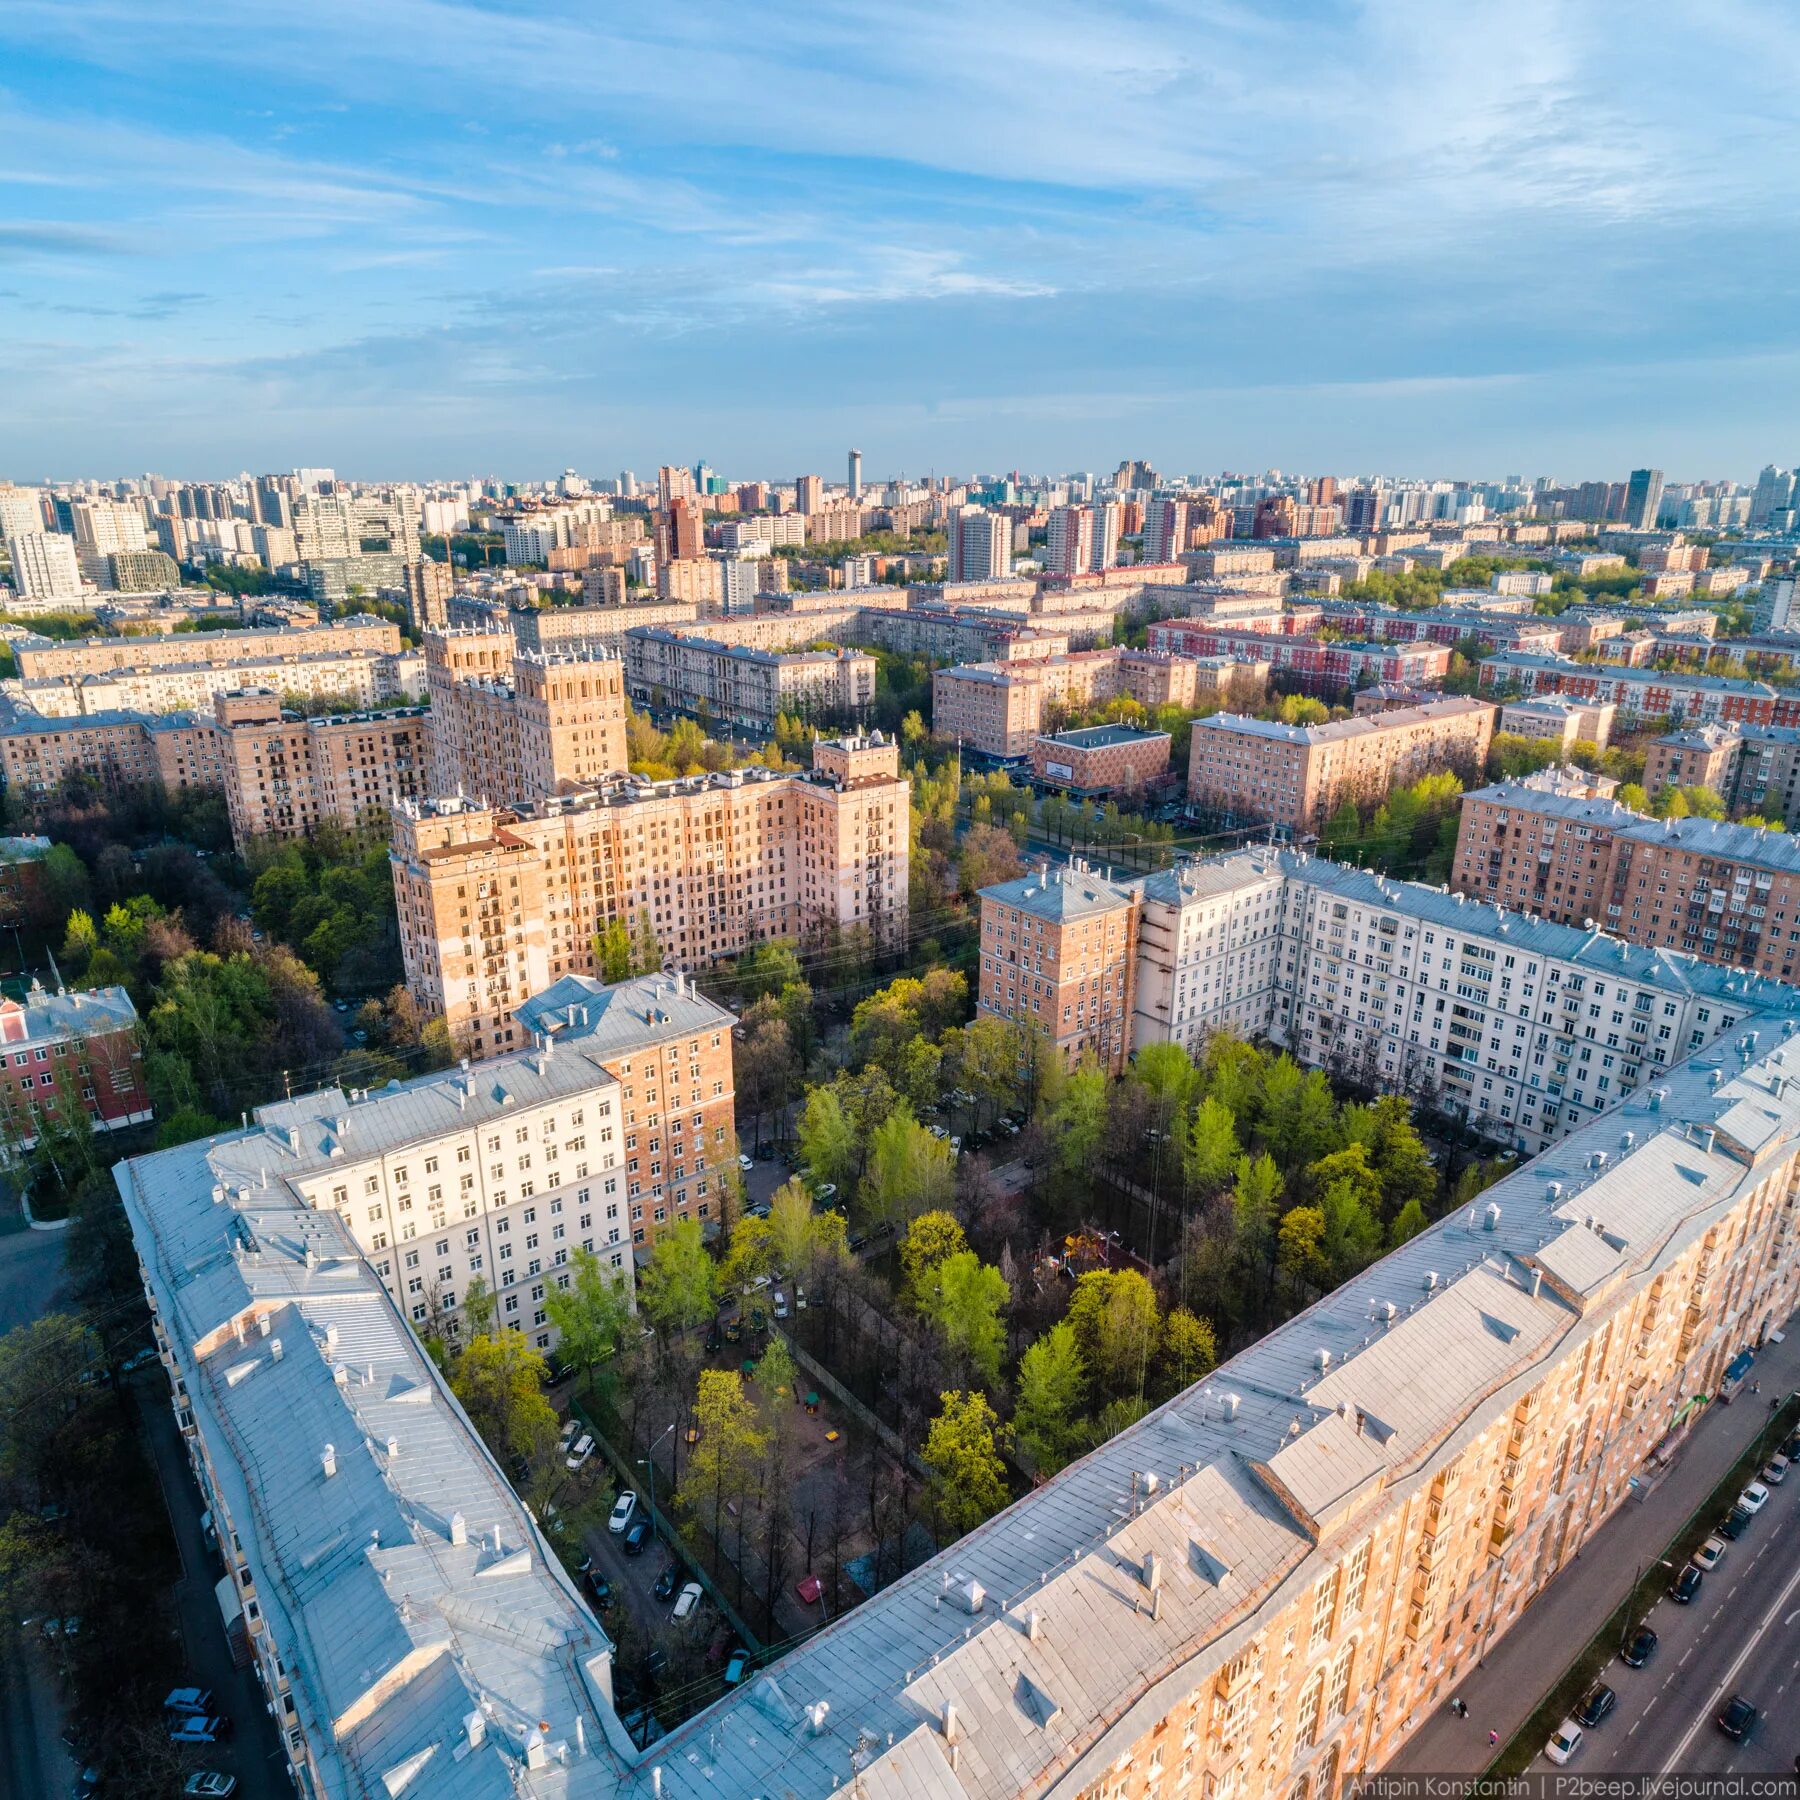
[
  {"x1": 1450, "y1": 773, "x2": 1635, "y2": 925},
  {"x1": 1030, "y1": 723, "x2": 1171, "y2": 796},
  {"x1": 623, "y1": 629, "x2": 875, "y2": 731},
  {"x1": 1187, "y1": 699, "x2": 1495, "y2": 835},
  {"x1": 393, "y1": 736, "x2": 907, "y2": 1058},
  {"x1": 0, "y1": 982, "x2": 150, "y2": 1153}
]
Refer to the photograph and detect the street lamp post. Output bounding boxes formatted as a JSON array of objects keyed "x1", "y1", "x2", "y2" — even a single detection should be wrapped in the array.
[
  {"x1": 638, "y1": 1421, "x2": 677, "y2": 1527},
  {"x1": 1620, "y1": 1558, "x2": 1673, "y2": 1656}
]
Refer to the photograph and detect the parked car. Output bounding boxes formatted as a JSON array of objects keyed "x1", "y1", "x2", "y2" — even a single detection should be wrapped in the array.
[
  {"x1": 813, "y1": 1183, "x2": 837, "y2": 1204},
  {"x1": 566, "y1": 1434, "x2": 596, "y2": 1473},
  {"x1": 608, "y1": 1491, "x2": 638, "y2": 1534},
  {"x1": 182, "y1": 1777, "x2": 238, "y2": 1799},
  {"x1": 738, "y1": 1153, "x2": 754, "y2": 1172},
  {"x1": 1621, "y1": 1625, "x2": 1658, "y2": 1668},
  {"x1": 773, "y1": 1291, "x2": 790, "y2": 1320},
  {"x1": 1545, "y1": 1719, "x2": 1583, "y2": 1765},
  {"x1": 74, "y1": 1768, "x2": 102, "y2": 1800},
  {"x1": 723, "y1": 1646, "x2": 751, "y2": 1686},
  {"x1": 1739, "y1": 1481, "x2": 1771, "y2": 1514},
  {"x1": 653, "y1": 1562, "x2": 682, "y2": 1602},
  {"x1": 672, "y1": 1581, "x2": 703, "y2": 1621},
  {"x1": 724, "y1": 1316, "x2": 742, "y2": 1344},
  {"x1": 623, "y1": 1517, "x2": 652, "y2": 1556},
  {"x1": 1761, "y1": 1454, "x2": 1789, "y2": 1486},
  {"x1": 168, "y1": 1716, "x2": 232, "y2": 1746},
  {"x1": 1717, "y1": 1508, "x2": 1753, "y2": 1540},
  {"x1": 1692, "y1": 1535, "x2": 1728, "y2": 1572},
  {"x1": 1717, "y1": 1696, "x2": 1757, "y2": 1742},
  {"x1": 1669, "y1": 1564, "x2": 1703, "y2": 1604},
  {"x1": 644, "y1": 1649, "x2": 669, "y2": 1684},
  {"x1": 584, "y1": 1569, "x2": 613, "y2": 1610},
  {"x1": 559, "y1": 1418, "x2": 578, "y2": 1451},
  {"x1": 121, "y1": 1346, "x2": 160, "y2": 1373},
  {"x1": 1575, "y1": 1684, "x2": 1615, "y2": 1729}
]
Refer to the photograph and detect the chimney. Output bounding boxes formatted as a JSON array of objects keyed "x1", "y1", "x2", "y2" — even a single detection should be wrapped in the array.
[
  {"x1": 450, "y1": 1511, "x2": 467, "y2": 1546},
  {"x1": 942, "y1": 1702, "x2": 959, "y2": 1744},
  {"x1": 464, "y1": 1711, "x2": 486, "y2": 1752},
  {"x1": 1484, "y1": 1202, "x2": 1502, "y2": 1231},
  {"x1": 269, "y1": 1337, "x2": 283, "y2": 1362},
  {"x1": 807, "y1": 1701, "x2": 830, "y2": 1736},
  {"x1": 1315, "y1": 1347, "x2": 1332, "y2": 1371},
  {"x1": 386, "y1": 1435, "x2": 399, "y2": 1460},
  {"x1": 1531, "y1": 1267, "x2": 1543, "y2": 1299},
  {"x1": 321, "y1": 1443, "x2": 337, "y2": 1479},
  {"x1": 1025, "y1": 1609, "x2": 1043, "y2": 1642}
]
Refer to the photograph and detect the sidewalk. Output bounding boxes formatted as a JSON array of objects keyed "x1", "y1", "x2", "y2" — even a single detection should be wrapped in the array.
[{"x1": 1386, "y1": 1323, "x2": 1800, "y2": 1776}]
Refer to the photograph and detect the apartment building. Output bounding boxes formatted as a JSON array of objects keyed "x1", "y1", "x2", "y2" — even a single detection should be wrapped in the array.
[
  {"x1": 1498, "y1": 694, "x2": 1616, "y2": 751},
  {"x1": 10, "y1": 616, "x2": 401, "y2": 681},
  {"x1": 623, "y1": 628, "x2": 875, "y2": 731},
  {"x1": 1145, "y1": 622, "x2": 1452, "y2": 694},
  {"x1": 422, "y1": 629, "x2": 629, "y2": 807},
  {"x1": 12, "y1": 646, "x2": 425, "y2": 720},
  {"x1": 1317, "y1": 602, "x2": 1568, "y2": 658},
  {"x1": 932, "y1": 663, "x2": 1047, "y2": 758},
  {"x1": 1642, "y1": 723, "x2": 1742, "y2": 796},
  {"x1": 1480, "y1": 652, "x2": 1800, "y2": 728},
  {"x1": 1450, "y1": 773, "x2": 1637, "y2": 925},
  {"x1": 0, "y1": 981, "x2": 150, "y2": 1152},
  {"x1": 212, "y1": 690, "x2": 429, "y2": 846},
  {"x1": 1031, "y1": 723, "x2": 1170, "y2": 796},
  {"x1": 515, "y1": 973, "x2": 737, "y2": 1246},
  {"x1": 115, "y1": 855, "x2": 1800, "y2": 1800},
  {"x1": 976, "y1": 859, "x2": 1140, "y2": 1072},
  {"x1": 6, "y1": 531, "x2": 84, "y2": 600},
  {"x1": 393, "y1": 735, "x2": 907, "y2": 1057},
  {"x1": 1187, "y1": 699, "x2": 1495, "y2": 835},
  {"x1": 503, "y1": 598, "x2": 700, "y2": 654}
]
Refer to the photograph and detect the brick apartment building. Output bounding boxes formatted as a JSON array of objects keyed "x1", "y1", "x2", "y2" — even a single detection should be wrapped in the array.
[
  {"x1": 623, "y1": 628, "x2": 875, "y2": 731},
  {"x1": 1642, "y1": 724, "x2": 1743, "y2": 796},
  {"x1": 1144, "y1": 622, "x2": 1452, "y2": 694},
  {"x1": 1030, "y1": 723, "x2": 1171, "y2": 796},
  {"x1": 1498, "y1": 694, "x2": 1617, "y2": 751},
  {"x1": 9, "y1": 615, "x2": 402, "y2": 681},
  {"x1": 393, "y1": 735, "x2": 907, "y2": 1058},
  {"x1": 0, "y1": 982, "x2": 150, "y2": 1154},
  {"x1": 1643, "y1": 723, "x2": 1800, "y2": 822},
  {"x1": 422, "y1": 628, "x2": 630, "y2": 807},
  {"x1": 976, "y1": 859, "x2": 1140, "y2": 1072},
  {"x1": 1480, "y1": 652, "x2": 1800, "y2": 728},
  {"x1": 1187, "y1": 698, "x2": 1495, "y2": 835},
  {"x1": 212, "y1": 689, "x2": 429, "y2": 845},
  {"x1": 1449, "y1": 770, "x2": 1636, "y2": 925}
]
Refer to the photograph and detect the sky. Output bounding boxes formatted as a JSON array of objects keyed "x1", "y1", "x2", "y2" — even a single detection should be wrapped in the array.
[{"x1": 2, "y1": 0, "x2": 1798, "y2": 485}]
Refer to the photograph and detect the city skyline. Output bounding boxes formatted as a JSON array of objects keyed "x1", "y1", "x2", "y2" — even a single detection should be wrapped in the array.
[{"x1": 5, "y1": 0, "x2": 1799, "y2": 476}]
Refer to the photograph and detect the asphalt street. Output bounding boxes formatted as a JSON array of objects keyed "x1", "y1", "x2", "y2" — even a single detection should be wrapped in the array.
[
  {"x1": 1392, "y1": 1324, "x2": 1800, "y2": 1775},
  {"x1": 1541, "y1": 1473, "x2": 1800, "y2": 1775}
]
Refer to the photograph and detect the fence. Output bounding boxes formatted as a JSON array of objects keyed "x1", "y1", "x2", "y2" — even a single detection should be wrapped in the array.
[{"x1": 772, "y1": 1323, "x2": 931, "y2": 1482}]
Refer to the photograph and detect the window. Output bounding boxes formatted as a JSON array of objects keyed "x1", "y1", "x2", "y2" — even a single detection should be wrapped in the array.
[{"x1": 1295, "y1": 1671, "x2": 1325, "y2": 1750}]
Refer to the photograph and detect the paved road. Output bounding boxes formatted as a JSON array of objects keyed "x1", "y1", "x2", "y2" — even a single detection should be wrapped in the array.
[
  {"x1": 1391, "y1": 1323, "x2": 1800, "y2": 1775},
  {"x1": 0, "y1": 1216, "x2": 65, "y2": 1335},
  {"x1": 1545, "y1": 1474, "x2": 1800, "y2": 1776},
  {"x1": 133, "y1": 1370, "x2": 292, "y2": 1800},
  {"x1": 0, "y1": 1216, "x2": 80, "y2": 1800}
]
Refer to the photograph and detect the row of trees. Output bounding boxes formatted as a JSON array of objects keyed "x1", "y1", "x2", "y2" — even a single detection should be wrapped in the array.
[{"x1": 1315, "y1": 770, "x2": 1466, "y2": 880}]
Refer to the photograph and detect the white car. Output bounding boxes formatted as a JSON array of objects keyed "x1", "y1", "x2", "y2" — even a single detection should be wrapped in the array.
[
  {"x1": 566, "y1": 1434, "x2": 596, "y2": 1473},
  {"x1": 1545, "y1": 1719, "x2": 1583, "y2": 1765},
  {"x1": 608, "y1": 1491, "x2": 638, "y2": 1534},
  {"x1": 559, "y1": 1418, "x2": 578, "y2": 1450},
  {"x1": 1761, "y1": 1454, "x2": 1788, "y2": 1485},
  {"x1": 672, "y1": 1581, "x2": 703, "y2": 1621},
  {"x1": 773, "y1": 1291, "x2": 790, "y2": 1320},
  {"x1": 184, "y1": 1776, "x2": 239, "y2": 1798},
  {"x1": 1692, "y1": 1534, "x2": 1727, "y2": 1571},
  {"x1": 738, "y1": 1153, "x2": 754, "y2": 1171},
  {"x1": 813, "y1": 1183, "x2": 837, "y2": 1204},
  {"x1": 1738, "y1": 1481, "x2": 1771, "y2": 1514}
]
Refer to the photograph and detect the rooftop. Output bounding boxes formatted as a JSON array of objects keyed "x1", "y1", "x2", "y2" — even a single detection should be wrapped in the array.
[
  {"x1": 980, "y1": 858, "x2": 1138, "y2": 923},
  {"x1": 1615, "y1": 814, "x2": 1800, "y2": 874},
  {"x1": 1194, "y1": 697, "x2": 1490, "y2": 746},
  {"x1": 1037, "y1": 723, "x2": 1168, "y2": 750}
]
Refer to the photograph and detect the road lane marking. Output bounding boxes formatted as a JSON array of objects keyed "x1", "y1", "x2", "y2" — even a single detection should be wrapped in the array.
[
  {"x1": 1644, "y1": 1696, "x2": 1656, "y2": 1713},
  {"x1": 1660, "y1": 1538, "x2": 1800, "y2": 1774},
  {"x1": 1680, "y1": 1649, "x2": 1694, "y2": 1666},
  {"x1": 1628, "y1": 1720, "x2": 1640, "y2": 1735}
]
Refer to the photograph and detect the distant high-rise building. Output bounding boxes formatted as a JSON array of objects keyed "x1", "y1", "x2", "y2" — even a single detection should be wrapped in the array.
[
  {"x1": 654, "y1": 496, "x2": 704, "y2": 566},
  {"x1": 1143, "y1": 497, "x2": 1190, "y2": 564},
  {"x1": 847, "y1": 449, "x2": 863, "y2": 501},
  {"x1": 68, "y1": 497, "x2": 148, "y2": 583},
  {"x1": 6, "y1": 531, "x2": 83, "y2": 600},
  {"x1": 1344, "y1": 488, "x2": 1384, "y2": 533},
  {"x1": 1623, "y1": 467, "x2": 1665, "y2": 530},
  {"x1": 0, "y1": 484, "x2": 47, "y2": 541},
  {"x1": 1252, "y1": 494, "x2": 1297, "y2": 539},
  {"x1": 1751, "y1": 465, "x2": 1795, "y2": 527},
  {"x1": 656, "y1": 465, "x2": 695, "y2": 507},
  {"x1": 620, "y1": 469, "x2": 639, "y2": 498},
  {"x1": 948, "y1": 507, "x2": 1011, "y2": 582},
  {"x1": 1043, "y1": 505, "x2": 1094, "y2": 577},
  {"x1": 796, "y1": 474, "x2": 824, "y2": 515}
]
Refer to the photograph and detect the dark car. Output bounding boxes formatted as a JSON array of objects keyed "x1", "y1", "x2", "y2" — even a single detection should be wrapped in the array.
[
  {"x1": 1717, "y1": 1696, "x2": 1757, "y2": 1741},
  {"x1": 583, "y1": 1568, "x2": 613, "y2": 1609},
  {"x1": 653, "y1": 1562, "x2": 681, "y2": 1602},
  {"x1": 1575, "y1": 1684, "x2": 1615, "y2": 1729},
  {"x1": 1621, "y1": 1625, "x2": 1658, "y2": 1668},
  {"x1": 704, "y1": 1323, "x2": 722, "y2": 1354},
  {"x1": 168, "y1": 1715, "x2": 232, "y2": 1746},
  {"x1": 1717, "y1": 1509, "x2": 1753, "y2": 1541},
  {"x1": 1669, "y1": 1564, "x2": 1703, "y2": 1604},
  {"x1": 623, "y1": 1517, "x2": 652, "y2": 1556}
]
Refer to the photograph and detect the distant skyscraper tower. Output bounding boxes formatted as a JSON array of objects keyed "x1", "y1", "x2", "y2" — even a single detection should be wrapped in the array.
[
  {"x1": 1043, "y1": 505, "x2": 1094, "y2": 576},
  {"x1": 1751, "y1": 464, "x2": 1794, "y2": 527},
  {"x1": 620, "y1": 470, "x2": 639, "y2": 498},
  {"x1": 948, "y1": 507, "x2": 1010, "y2": 582},
  {"x1": 848, "y1": 449, "x2": 863, "y2": 501},
  {"x1": 1143, "y1": 497, "x2": 1190, "y2": 564},
  {"x1": 1623, "y1": 468, "x2": 1665, "y2": 530},
  {"x1": 797, "y1": 474, "x2": 824, "y2": 515}
]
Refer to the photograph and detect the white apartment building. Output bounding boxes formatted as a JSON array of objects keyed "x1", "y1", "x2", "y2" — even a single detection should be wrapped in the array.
[
  {"x1": 69, "y1": 497, "x2": 148, "y2": 582},
  {"x1": 6, "y1": 530, "x2": 84, "y2": 601},
  {"x1": 11, "y1": 648, "x2": 426, "y2": 719},
  {"x1": 1128, "y1": 848, "x2": 1788, "y2": 1156},
  {"x1": 0, "y1": 484, "x2": 46, "y2": 542}
]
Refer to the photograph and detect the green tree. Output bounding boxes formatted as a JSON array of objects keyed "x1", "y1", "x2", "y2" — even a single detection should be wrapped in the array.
[
  {"x1": 678, "y1": 1369, "x2": 766, "y2": 1557},
  {"x1": 1183, "y1": 1094, "x2": 1240, "y2": 1193},
  {"x1": 636, "y1": 1219, "x2": 717, "y2": 1334},
  {"x1": 797, "y1": 1084, "x2": 856, "y2": 1191},
  {"x1": 462, "y1": 1274, "x2": 498, "y2": 1340},
  {"x1": 1389, "y1": 1197, "x2": 1430, "y2": 1246},
  {"x1": 766, "y1": 1178, "x2": 818, "y2": 1275},
  {"x1": 860, "y1": 1102, "x2": 955, "y2": 1228},
  {"x1": 923, "y1": 1390, "x2": 1010, "y2": 1538},
  {"x1": 593, "y1": 917, "x2": 633, "y2": 982},
  {"x1": 1133, "y1": 1042, "x2": 1198, "y2": 1115},
  {"x1": 1160, "y1": 1307, "x2": 1217, "y2": 1393},
  {"x1": 753, "y1": 1333, "x2": 799, "y2": 1407},
  {"x1": 1014, "y1": 1323, "x2": 1087, "y2": 1475},
  {"x1": 543, "y1": 1248, "x2": 632, "y2": 1396},
  {"x1": 899, "y1": 1209, "x2": 967, "y2": 1301},
  {"x1": 1277, "y1": 1205, "x2": 1328, "y2": 1293},
  {"x1": 0, "y1": 1314, "x2": 102, "y2": 1489},
  {"x1": 1067, "y1": 1269, "x2": 1160, "y2": 1402},
  {"x1": 451, "y1": 1328, "x2": 559, "y2": 1462},
  {"x1": 631, "y1": 906, "x2": 662, "y2": 975},
  {"x1": 918, "y1": 1251, "x2": 1009, "y2": 1387},
  {"x1": 1046, "y1": 1060, "x2": 1108, "y2": 1184}
]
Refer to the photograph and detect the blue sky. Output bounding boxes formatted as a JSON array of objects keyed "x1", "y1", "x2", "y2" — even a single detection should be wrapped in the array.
[{"x1": 2, "y1": 0, "x2": 1797, "y2": 483}]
